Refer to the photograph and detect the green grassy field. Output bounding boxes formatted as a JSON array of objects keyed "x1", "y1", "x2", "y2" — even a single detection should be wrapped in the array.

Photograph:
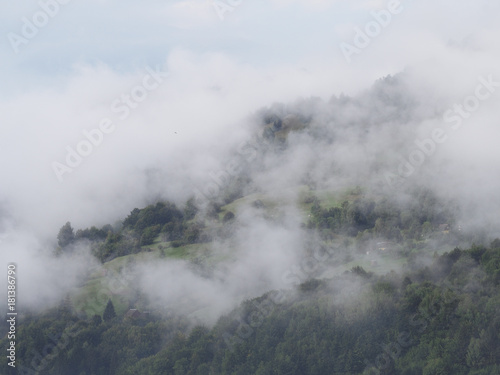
[
  {"x1": 73, "y1": 240, "x2": 212, "y2": 317},
  {"x1": 71, "y1": 188, "x2": 366, "y2": 317},
  {"x1": 217, "y1": 185, "x2": 363, "y2": 224},
  {"x1": 71, "y1": 187, "x2": 451, "y2": 318}
]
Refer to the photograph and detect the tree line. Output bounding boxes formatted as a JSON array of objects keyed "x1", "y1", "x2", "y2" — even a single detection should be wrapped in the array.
[{"x1": 2, "y1": 243, "x2": 499, "y2": 374}]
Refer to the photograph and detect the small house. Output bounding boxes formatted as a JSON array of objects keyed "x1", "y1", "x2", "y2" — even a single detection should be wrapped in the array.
[{"x1": 124, "y1": 309, "x2": 150, "y2": 320}]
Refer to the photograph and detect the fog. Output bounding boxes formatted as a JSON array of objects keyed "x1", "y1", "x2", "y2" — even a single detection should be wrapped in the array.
[{"x1": 1, "y1": 0, "x2": 499, "y2": 319}]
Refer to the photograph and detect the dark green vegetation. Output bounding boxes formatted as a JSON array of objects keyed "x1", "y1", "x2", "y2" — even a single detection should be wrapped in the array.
[
  {"x1": 6, "y1": 182, "x2": 496, "y2": 374},
  {"x1": 4, "y1": 83, "x2": 500, "y2": 374},
  {"x1": 1, "y1": 244, "x2": 499, "y2": 374},
  {"x1": 56, "y1": 199, "x2": 200, "y2": 263},
  {"x1": 58, "y1": 185, "x2": 460, "y2": 265},
  {"x1": 60, "y1": 185, "x2": 472, "y2": 321}
]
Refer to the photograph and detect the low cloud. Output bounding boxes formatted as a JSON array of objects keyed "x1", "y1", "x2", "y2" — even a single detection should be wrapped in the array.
[{"x1": 1, "y1": 0, "x2": 499, "y2": 317}]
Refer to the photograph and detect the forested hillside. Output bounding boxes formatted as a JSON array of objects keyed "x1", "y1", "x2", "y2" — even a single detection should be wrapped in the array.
[
  {"x1": 4, "y1": 0, "x2": 500, "y2": 374},
  {"x1": 1, "y1": 243, "x2": 499, "y2": 374},
  {"x1": 3, "y1": 76, "x2": 500, "y2": 375}
]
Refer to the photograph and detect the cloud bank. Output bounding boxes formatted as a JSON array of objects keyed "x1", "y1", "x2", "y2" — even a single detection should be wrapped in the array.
[{"x1": 1, "y1": 0, "x2": 499, "y2": 315}]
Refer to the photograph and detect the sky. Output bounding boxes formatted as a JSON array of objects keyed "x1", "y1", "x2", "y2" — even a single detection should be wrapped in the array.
[{"x1": 1, "y1": 0, "x2": 499, "y2": 314}]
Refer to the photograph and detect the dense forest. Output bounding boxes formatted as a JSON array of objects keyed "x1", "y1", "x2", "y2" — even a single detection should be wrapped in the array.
[{"x1": 1, "y1": 242, "x2": 499, "y2": 374}]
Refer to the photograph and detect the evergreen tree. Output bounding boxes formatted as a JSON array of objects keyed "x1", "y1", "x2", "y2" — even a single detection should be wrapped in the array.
[
  {"x1": 184, "y1": 197, "x2": 198, "y2": 220},
  {"x1": 103, "y1": 299, "x2": 116, "y2": 322},
  {"x1": 57, "y1": 221, "x2": 75, "y2": 248}
]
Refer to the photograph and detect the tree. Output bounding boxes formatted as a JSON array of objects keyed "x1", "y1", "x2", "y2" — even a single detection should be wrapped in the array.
[
  {"x1": 75, "y1": 226, "x2": 108, "y2": 242},
  {"x1": 91, "y1": 314, "x2": 103, "y2": 326},
  {"x1": 184, "y1": 197, "x2": 198, "y2": 220},
  {"x1": 103, "y1": 299, "x2": 116, "y2": 322},
  {"x1": 184, "y1": 222, "x2": 202, "y2": 244},
  {"x1": 123, "y1": 208, "x2": 141, "y2": 228},
  {"x1": 223, "y1": 211, "x2": 235, "y2": 223},
  {"x1": 57, "y1": 222, "x2": 75, "y2": 248},
  {"x1": 140, "y1": 225, "x2": 161, "y2": 246}
]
